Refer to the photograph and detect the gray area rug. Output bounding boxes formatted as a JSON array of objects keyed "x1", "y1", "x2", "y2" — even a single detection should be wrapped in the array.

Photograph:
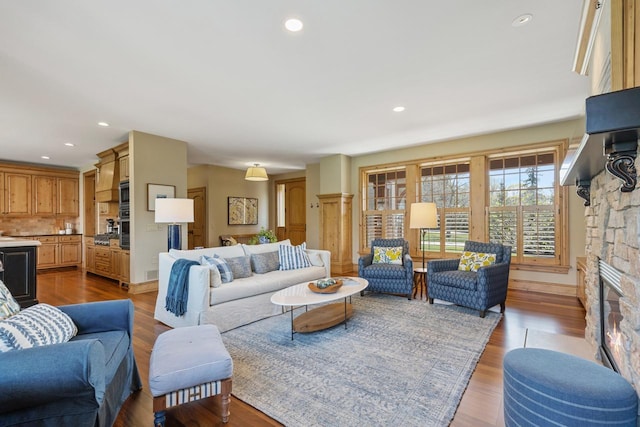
[{"x1": 221, "y1": 294, "x2": 501, "y2": 427}]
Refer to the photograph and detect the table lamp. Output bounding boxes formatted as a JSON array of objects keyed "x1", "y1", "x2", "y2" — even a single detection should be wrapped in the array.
[
  {"x1": 409, "y1": 202, "x2": 438, "y2": 270},
  {"x1": 155, "y1": 198, "x2": 194, "y2": 250}
]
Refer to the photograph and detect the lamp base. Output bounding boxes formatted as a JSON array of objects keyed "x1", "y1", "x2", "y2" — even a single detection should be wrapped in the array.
[{"x1": 167, "y1": 224, "x2": 182, "y2": 250}]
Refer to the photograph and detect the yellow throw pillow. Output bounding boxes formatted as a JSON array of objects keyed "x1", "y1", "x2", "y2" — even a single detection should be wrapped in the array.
[
  {"x1": 458, "y1": 251, "x2": 476, "y2": 271},
  {"x1": 458, "y1": 251, "x2": 497, "y2": 272},
  {"x1": 372, "y1": 246, "x2": 403, "y2": 265}
]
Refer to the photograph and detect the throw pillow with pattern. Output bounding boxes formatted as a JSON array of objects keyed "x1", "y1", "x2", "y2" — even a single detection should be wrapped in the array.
[
  {"x1": 458, "y1": 251, "x2": 496, "y2": 272},
  {"x1": 0, "y1": 280, "x2": 20, "y2": 320},
  {"x1": 0, "y1": 303, "x2": 77, "y2": 352},
  {"x1": 201, "y1": 255, "x2": 233, "y2": 283},
  {"x1": 250, "y1": 251, "x2": 280, "y2": 274},
  {"x1": 372, "y1": 246, "x2": 403, "y2": 265},
  {"x1": 279, "y1": 242, "x2": 311, "y2": 270},
  {"x1": 224, "y1": 255, "x2": 253, "y2": 279}
]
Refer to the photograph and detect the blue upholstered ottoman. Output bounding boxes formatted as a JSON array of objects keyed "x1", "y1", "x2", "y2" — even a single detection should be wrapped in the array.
[
  {"x1": 149, "y1": 325, "x2": 233, "y2": 426},
  {"x1": 503, "y1": 348, "x2": 637, "y2": 426}
]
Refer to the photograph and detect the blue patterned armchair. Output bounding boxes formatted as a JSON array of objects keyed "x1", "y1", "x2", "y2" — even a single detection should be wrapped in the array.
[
  {"x1": 358, "y1": 238, "x2": 413, "y2": 300},
  {"x1": 427, "y1": 240, "x2": 511, "y2": 317}
]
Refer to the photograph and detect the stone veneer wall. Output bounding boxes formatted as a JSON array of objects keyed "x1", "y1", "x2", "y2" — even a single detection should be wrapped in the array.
[{"x1": 584, "y1": 154, "x2": 640, "y2": 391}]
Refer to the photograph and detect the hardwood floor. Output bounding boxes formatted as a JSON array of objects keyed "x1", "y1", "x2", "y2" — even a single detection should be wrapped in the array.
[{"x1": 36, "y1": 268, "x2": 586, "y2": 427}]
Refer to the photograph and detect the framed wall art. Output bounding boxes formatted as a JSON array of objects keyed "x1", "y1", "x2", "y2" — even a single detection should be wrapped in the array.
[
  {"x1": 147, "y1": 183, "x2": 176, "y2": 211},
  {"x1": 228, "y1": 196, "x2": 258, "y2": 225}
]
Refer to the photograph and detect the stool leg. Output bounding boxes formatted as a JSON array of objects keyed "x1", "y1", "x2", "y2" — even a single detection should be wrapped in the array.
[
  {"x1": 221, "y1": 378, "x2": 232, "y2": 423},
  {"x1": 154, "y1": 410, "x2": 166, "y2": 427}
]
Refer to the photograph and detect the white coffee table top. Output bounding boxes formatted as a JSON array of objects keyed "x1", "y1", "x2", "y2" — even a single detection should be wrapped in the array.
[{"x1": 271, "y1": 277, "x2": 368, "y2": 307}]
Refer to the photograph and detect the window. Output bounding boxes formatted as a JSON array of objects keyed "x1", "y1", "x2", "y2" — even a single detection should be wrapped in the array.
[
  {"x1": 419, "y1": 161, "x2": 470, "y2": 255},
  {"x1": 488, "y1": 152, "x2": 558, "y2": 264},
  {"x1": 362, "y1": 168, "x2": 406, "y2": 247}
]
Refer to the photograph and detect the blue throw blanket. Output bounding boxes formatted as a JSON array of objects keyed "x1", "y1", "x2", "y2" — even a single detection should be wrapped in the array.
[{"x1": 165, "y1": 259, "x2": 199, "y2": 316}]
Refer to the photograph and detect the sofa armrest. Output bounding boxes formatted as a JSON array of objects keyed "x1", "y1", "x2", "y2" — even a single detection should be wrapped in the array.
[
  {"x1": 59, "y1": 299, "x2": 134, "y2": 336},
  {"x1": 0, "y1": 340, "x2": 106, "y2": 413},
  {"x1": 306, "y1": 249, "x2": 332, "y2": 278},
  {"x1": 155, "y1": 252, "x2": 210, "y2": 328}
]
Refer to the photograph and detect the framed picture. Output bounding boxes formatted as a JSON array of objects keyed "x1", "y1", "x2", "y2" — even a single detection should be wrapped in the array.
[
  {"x1": 147, "y1": 183, "x2": 176, "y2": 211},
  {"x1": 228, "y1": 196, "x2": 258, "y2": 225}
]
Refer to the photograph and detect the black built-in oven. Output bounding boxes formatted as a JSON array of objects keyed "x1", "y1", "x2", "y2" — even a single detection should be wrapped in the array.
[{"x1": 119, "y1": 180, "x2": 130, "y2": 249}]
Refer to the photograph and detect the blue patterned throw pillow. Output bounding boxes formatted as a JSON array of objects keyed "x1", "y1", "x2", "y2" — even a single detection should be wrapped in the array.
[
  {"x1": 0, "y1": 280, "x2": 20, "y2": 320},
  {"x1": 279, "y1": 242, "x2": 311, "y2": 270},
  {"x1": 251, "y1": 251, "x2": 280, "y2": 274},
  {"x1": 0, "y1": 303, "x2": 77, "y2": 352},
  {"x1": 201, "y1": 255, "x2": 234, "y2": 283},
  {"x1": 224, "y1": 255, "x2": 253, "y2": 279}
]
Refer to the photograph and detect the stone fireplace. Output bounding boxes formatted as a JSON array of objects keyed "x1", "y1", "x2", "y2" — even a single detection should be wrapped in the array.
[
  {"x1": 584, "y1": 163, "x2": 640, "y2": 392},
  {"x1": 599, "y1": 259, "x2": 624, "y2": 372}
]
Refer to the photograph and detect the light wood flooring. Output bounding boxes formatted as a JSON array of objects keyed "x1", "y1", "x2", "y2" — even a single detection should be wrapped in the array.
[{"x1": 36, "y1": 268, "x2": 587, "y2": 426}]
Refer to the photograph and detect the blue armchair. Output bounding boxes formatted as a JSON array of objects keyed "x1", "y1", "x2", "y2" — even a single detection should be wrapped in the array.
[
  {"x1": 427, "y1": 240, "x2": 511, "y2": 317},
  {"x1": 358, "y1": 238, "x2": 413, "y2": 300},
  {"x1": 0, "y1": 299, "x2": 142, "y2": 426}
]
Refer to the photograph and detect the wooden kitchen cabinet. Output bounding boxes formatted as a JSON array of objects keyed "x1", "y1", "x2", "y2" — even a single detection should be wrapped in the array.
[
  {"x1": 0, "y1": 163, "x2": 79, "y2": 217},
  {"x1": 34, "y1": 235, "x2": 82, "y2": 270},
  {"x1": 35, "y1": 236, "x2": 58, "y2": 269},
  {"x1": 57, "y1": 177, "x2": 79, "y2": 216},
  {"x1": 85, "y1": 241, "x2": 95, "y2": 272},
  {"x1": 33, "y1": 176, "x2": 79, "y2": 216},
  {"x1": 4, "y1": 172, "x2": 31, "y2": 215},
  {"x1": 85, "y1": 237, "x2": 129, "y2": 287}
]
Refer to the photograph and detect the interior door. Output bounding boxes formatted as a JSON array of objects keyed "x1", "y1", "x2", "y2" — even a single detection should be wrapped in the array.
[
  {"x1": 279, "y1": 179, "x2": 306, "y2": 245},
  {"x1": 187, "y1": 187, "x2": 206, "y2": 249}
]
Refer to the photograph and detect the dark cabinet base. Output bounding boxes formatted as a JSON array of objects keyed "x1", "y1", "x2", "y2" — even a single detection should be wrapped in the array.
[{"x1": 1, "y1": 246, "x2": 38, "y2": 308}]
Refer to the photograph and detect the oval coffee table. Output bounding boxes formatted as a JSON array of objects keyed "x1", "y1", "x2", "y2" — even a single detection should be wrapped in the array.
[{"x1": 270, "y1": 277, "x2": 368, "y2": 340}]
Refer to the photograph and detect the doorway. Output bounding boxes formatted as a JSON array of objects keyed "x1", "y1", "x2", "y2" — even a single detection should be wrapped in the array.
[
  {"x1": 276, "y1": 178, "x2": 306, "y2": 245},
  {"x1": 187, "y1": 187, "x2": 206, "y2": 249}
]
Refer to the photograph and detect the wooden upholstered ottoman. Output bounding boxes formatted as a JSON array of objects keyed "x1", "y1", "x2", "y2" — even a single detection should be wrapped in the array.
[{"x1": 149, "y1": 325, "x2": 233, "y2": 426}]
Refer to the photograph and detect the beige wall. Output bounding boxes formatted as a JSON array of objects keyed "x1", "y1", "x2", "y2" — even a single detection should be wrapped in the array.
[
  {"x1": 348, "y1": 118, "x2": 587, "y2": 287},
  {"x1": 320, "y1": 154, "x2": 351, "y2": 194},
  {"x1": 188, "y1": 164, "x2": 269, "y2": 248},
  {"x1": 129, "y1": 131, "x2": 188, "y2": 285}
]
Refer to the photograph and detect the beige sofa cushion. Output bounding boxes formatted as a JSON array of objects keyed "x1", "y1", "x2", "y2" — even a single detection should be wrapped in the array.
[
  {"x1": 169, "y1": 245, "x2": 245, "y2": 262},
  {"x1": 241, "y1": 239, "x2": 291, "y2": 255},
  {"x1": 209, "y1": 266, "x2": 326, "y2": 306}
]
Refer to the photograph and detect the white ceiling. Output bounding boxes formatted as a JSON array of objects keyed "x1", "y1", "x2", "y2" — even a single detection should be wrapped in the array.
[{"x1": 0, "y1": 1, "x2": 589, "y2": 174}]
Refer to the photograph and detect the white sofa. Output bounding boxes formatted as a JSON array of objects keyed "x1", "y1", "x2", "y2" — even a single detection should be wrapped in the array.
[{"x1": 154, "y1": 240, "x2": 331, "y2": 332}]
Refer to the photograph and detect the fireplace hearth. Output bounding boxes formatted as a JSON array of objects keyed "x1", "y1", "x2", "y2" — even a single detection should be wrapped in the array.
[{"x1": 599, "y1": 259, "x2": 624, "y2": 373}]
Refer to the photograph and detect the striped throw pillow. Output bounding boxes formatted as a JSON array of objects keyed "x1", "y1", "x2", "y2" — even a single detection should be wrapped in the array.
[
  {"x1": 201, "y1": 255, "x2": 234, "y2": 283},
  {"x1": 0, "y1": 303, "x2": 78, "y2": 352},
  {"x1": 0, "y1": 280, "x2": 20, "y2": 320},
  {"x1": 278, "y1": 242, "x2": 311, "y2": 271}
]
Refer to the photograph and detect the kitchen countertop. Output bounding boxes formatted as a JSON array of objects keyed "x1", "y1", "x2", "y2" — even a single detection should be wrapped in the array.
[
  {"x1": 9, "y1": 233, "x2": 83, "y2": 237},
  {"x1": 0, "y1": 236, "x2": 41, "y2": 247}
]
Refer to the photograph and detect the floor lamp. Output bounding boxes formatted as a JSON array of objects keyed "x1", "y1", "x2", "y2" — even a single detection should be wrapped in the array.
[
  {"x1": 409, "y1": 202, "x2": 438, "y2": 270},
  {"x1": 155, "y1": 198, "x2": 194, "y2": 250}
]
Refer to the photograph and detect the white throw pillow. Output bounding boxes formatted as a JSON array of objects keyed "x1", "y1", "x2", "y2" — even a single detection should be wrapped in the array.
[{"x1": 307, "y1": 251, "x2": 325, "y2": 267}]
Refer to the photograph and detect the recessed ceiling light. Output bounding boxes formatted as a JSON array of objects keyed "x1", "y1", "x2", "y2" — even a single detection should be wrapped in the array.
[
  {"x1": 64, "y1": 142, "x2": 75, "y2": 147},
  {"x1": 512, "y1": 14, "x2": 533, "y2": 27},
  {"x1": 41, "y1": 155, "x2": 50, "y2": 160},
  {"x1": 285, "y1": 18, "x2": 303, "y2": 32},
  {"x1": 393, "y1": 106, "x2": 405, "y2": 112},
  {"x1": 98, "y1": 121, "x2": 110, "y2": 127}
]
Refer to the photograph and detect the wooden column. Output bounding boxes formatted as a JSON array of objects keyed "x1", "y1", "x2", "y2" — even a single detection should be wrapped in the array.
[
  {"x1": 611, "y1": 0, "x2": 639, "y2": 90},
  {"x1": 318, "y1": 193, "x2": 353, "y2": 275}
]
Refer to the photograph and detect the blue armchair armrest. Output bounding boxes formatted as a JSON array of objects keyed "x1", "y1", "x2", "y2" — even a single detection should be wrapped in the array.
[
  {"x1": 428, "y1": 258, "x2": 460, "y2": 274},
  {"x1": 0, "y1": 340, "x2": 106, "y2": 413},
  {"x1": 476, "y1": 262, "x2": 511, "y2": 290},
  {"x1": 403, "y1": 254, "x2": 413, "y2": 272},
  {"x1": 59, "y1": 299, "x2": 134, "y2": 336},
  {"x1": 358, "y1": 253, "x2": 374, "y2": 275}
]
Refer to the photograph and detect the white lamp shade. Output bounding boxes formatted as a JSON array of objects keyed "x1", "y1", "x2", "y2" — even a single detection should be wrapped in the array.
[
  {"x1": 155, "y1": 198, "x2": 194, "y2": 223},
  {"x1": 409, "y1": 202, "x2": 438, "y2": 229},
  {"x1": 245, "y1": 166, "x2": 268, "y2": 181}
]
